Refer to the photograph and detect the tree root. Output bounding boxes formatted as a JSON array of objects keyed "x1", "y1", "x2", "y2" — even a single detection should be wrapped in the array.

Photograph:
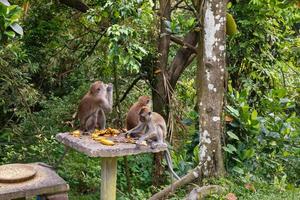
[
  {"x1": 185, "y1": 185, "x2": 225, "y2": 200},
  {"x1": 149, "y1": 165, "x2": 203, "y2": 200}
]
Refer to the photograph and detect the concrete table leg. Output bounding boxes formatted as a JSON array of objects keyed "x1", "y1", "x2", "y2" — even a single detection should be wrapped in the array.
[{"x1": 101, "y1": 157, "x2": 117, "y2": 200}]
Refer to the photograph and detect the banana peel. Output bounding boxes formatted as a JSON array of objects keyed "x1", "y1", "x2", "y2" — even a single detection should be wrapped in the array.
[{"x1": 91, "y1": 128, "x2": 120, "y2": 138}]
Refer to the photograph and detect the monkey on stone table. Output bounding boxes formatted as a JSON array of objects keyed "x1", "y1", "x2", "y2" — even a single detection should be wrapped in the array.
[
  {"x1": 77, "y1": 81, "x2": 113, "y2": 134},
  {"x1": 125, "y1": 95, "x2": 151, "y2": 135},
  {"x1": 126, "y1": 106, "x2": 181, "y2": 180}
]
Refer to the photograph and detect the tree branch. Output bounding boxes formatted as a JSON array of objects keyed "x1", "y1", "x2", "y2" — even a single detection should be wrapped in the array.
[
  {"x1": 168, "y1": 30, "x2": 199, "y2": 88},
  {"x1": 170, "y1": 35, "x2": 198, "y2": 53},
  {"x1": 171, "y1": 0, "x2": 184, "y2": 11},
  {"x1": 59, "y1": 0, "x2": 89, "y2": 12},
  {"x1": 114, "y1": 74, "x2": 143, "y2": 107},
  {"x1": 149, "y1": 164, "x2": 203, "y2": 200}
]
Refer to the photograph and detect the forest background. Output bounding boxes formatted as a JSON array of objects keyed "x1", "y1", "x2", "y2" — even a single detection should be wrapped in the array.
[{"x1": 0, "y1": 0, "x2": 299, "y2": 199}]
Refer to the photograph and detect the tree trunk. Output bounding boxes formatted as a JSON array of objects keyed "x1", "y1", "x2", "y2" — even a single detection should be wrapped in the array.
[
  {"x1": 152, "y1": 0, "x2": 171, "y2": 186},
  {"x1": 196, "y1": 0, "x2": 226, "y2": 177}
]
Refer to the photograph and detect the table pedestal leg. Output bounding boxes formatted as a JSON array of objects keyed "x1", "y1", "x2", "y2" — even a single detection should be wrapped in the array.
[{"x1": 101, "y1": 157, "x2": 117, "y2": 200}]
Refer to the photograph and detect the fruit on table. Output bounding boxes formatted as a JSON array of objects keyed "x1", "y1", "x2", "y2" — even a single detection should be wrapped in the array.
[
  {"x1": 70, "y1": 130, "x2": 81, "y2": 137},
  {"x1": 91, "y1": 128, "x2": 120, "y2": 137},
  {"x1": 94, "y1": 137, "x2": 115, "y2": 146}
]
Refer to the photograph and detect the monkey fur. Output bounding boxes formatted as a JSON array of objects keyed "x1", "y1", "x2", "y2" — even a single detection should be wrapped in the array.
[
  {"x1": 127, "y1": 106, "x2": 180, "y2": 180},
  {"x1": 77, "y1": 81, "x2": 113, "y2": 133},
  {"x1": 125, "y1": 96, "x2": 151, "y2": 133}
]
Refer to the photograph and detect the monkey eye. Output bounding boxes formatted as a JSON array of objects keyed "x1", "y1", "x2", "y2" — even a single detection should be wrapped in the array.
[
  {"x1": 97, "y1": 88, "x2": 101, "y2": 91},
  {"x1": 148, "y1": 112, "x2": 151, "y2": 115}
]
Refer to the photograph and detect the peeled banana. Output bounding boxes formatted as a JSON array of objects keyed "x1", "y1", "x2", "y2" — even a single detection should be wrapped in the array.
[{"x1": 94, "y1": 137, "x2": 115, "y2": 146}]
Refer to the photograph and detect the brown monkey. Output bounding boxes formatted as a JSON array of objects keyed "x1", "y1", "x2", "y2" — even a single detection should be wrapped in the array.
[
  {"x1": 126, "y1": 106, "x2": 180, "y2": 180},
  {"x1": 125, "y1": 96, "x2": 150, "y2": 134},
  {"x1": 77, "y1": 81, "x2": 113, "y2": 133}
]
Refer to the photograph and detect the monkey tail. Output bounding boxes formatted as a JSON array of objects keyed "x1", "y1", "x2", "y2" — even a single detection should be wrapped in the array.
[{"x1": 164, "y1": 149, "x2": 181, "y2": 180}]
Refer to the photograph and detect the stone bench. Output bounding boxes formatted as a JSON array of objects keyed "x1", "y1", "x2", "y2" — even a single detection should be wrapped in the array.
[{"x1": 0, "y1": 163, "x2": 69, "y2": 200}]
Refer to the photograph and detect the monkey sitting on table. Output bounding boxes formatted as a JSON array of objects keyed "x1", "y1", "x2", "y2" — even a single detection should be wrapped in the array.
[
  {"x1": 126, "y1": 106, "x2": 180, "y2": 180},
  {"x1": 77, "y1": 81, "x2": 113, "y2": 134}
]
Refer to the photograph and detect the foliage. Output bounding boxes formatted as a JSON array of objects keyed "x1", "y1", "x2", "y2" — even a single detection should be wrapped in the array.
[
  {"x1": 223, "y1": 0, "x2": 300, "y2": 185},
  {"x1": 0, "y1": 0, "x2": 299, "y2": 198},
  {"x1": 0, "y1": 0, "x2": 23, "y2": 43},
  {"x1": 224, "y1": 85, "x2": 300, "y2": 183},
  {"x1": 227, "y1": 0, "x2": 300, "y2": 96}
]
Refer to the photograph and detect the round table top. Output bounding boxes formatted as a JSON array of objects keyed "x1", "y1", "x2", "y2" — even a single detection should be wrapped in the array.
[{"x1": 0, "y1": 164, "x2": 37, "y2": 183}]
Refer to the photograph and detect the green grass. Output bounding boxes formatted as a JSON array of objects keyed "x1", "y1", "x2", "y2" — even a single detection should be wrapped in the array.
[{"x1": 68, "y1": 179, "x2": 300, "y2": 200}]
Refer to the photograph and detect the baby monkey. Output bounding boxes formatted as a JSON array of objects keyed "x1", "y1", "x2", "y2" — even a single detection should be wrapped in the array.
[{"x1": 126, "y1": 106, "x2": 180, "y2": 180}]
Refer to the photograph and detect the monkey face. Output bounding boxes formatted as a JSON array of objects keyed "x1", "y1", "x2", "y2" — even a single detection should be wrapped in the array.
[
  {"x1": 90, "y1": 81, "x2": 107, "y2": 96},
  {"x1": 139, "y1": 109, "x2": 152, "y2": 122}
]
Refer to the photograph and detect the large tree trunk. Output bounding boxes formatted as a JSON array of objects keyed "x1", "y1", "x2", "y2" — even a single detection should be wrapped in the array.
[
  {"x1": 152, "y1": 0, "x2": 171, "y2": 186},
  {"x1": 196, "y1": 0, "x2": 226, "y2": 177}
]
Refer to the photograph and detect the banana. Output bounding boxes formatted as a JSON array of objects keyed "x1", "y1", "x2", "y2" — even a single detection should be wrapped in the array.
[
  {"x1": 94, "y1": 137, "x2": 115, "y2": 146},
  {"x1": 71, "y1": 130, "x2": 81, "y2": 137}
]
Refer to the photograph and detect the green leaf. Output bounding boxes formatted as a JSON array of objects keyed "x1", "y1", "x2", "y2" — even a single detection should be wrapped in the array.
[
  {"x1": 0, "y1": 3, "x2": 7, "y2": 14},
  {"x1": 243, "y1": 148, "x2": 255, "y2": 159},
  {"x1": 4, "y1": 30, "x2": 15, "y2": 37},
  {"x1": 251, "y1": 109, "x2": 258, "y2": 120},
  {"x1": 233, "y1": 166, "x2": 244, "y2": 174},
  {"x1": 227, "y1": 2, "x2": 232, "y2": 9},
  {"x1": 223, "y1": 144, "x2": 237, "y2": 154},
  {"x1": 227, "y1": 131, "x2": 240, "y2": 140}
]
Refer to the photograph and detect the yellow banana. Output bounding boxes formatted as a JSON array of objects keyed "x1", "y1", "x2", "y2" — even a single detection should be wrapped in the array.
[
  {"x1": 94, "y1": 137, "x2": 115, "y2": 146},
  {"x1": 71, "y1": 130, "x2": 81, "y2": 137}
]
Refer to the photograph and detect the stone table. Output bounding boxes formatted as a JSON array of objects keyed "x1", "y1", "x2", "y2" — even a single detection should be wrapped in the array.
[
  {"x1": 56, "y1": 132, "x2": 167, "y2": 200},
  {"x1": 0, "y1": 163, "x2": 69, "y2": 200}
]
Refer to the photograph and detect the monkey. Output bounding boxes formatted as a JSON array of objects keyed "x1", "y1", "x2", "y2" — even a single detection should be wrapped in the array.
[
  {"x1": 125, "y1": 95, "x2": 151, "y2": 136},
  {"x1": 126, "y1": 106, "x2": 181, "y2": 180},
  {"x1": 77, "y1": 81, "x2": 113, "y2": 133}
]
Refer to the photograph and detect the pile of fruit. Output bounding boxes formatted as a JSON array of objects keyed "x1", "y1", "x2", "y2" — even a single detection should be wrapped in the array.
[
  {"x1": 70, "y1": 128, "x2": 122, "y2": 146},
  {"x1": 91, "y1": 128, "x2": 120, "y2": 138},
  {"x1": 91, "y1": 128, "x2": 121, "y2": 146},
  {"x1": 69, "y1": 128, "x2": 146, "y2": 146}
]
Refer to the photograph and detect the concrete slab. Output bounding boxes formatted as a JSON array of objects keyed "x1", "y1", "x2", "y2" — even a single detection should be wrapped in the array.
[
  {"x1": 56, "y1": 132, "x2": 168, "y2": 157},
  {"x1": 0, "y1": 163, "x2": 69, "y2": 200}
]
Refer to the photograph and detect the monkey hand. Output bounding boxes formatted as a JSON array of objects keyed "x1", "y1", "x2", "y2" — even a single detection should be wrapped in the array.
[{"x1": 107, "y1": 83, "x2": 113, "y2": 92}]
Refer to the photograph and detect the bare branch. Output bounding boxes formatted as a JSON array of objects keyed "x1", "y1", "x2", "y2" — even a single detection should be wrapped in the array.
[
  {"x1": 149, "y1": 164, "x2": 204, "y2": 200},
  {"x1": 168, "y1": 30, "x2": 199, "y2": 88},
  {"x1": 114, "y1": 75, "x2": 143, "y2": 107},
  {"x1": 170, "y1": 35, "x2": 198, "y2": 53}
]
